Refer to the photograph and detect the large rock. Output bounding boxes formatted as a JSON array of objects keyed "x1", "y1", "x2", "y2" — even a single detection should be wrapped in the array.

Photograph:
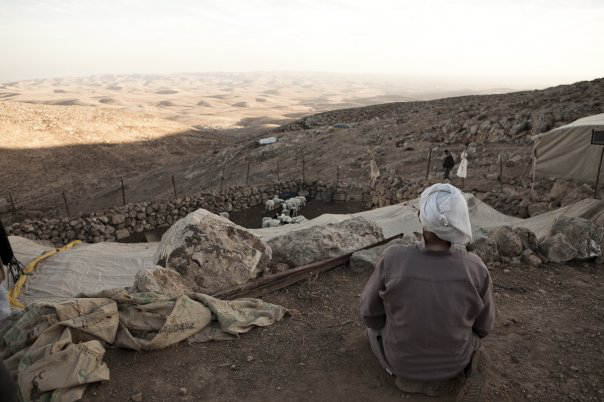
[
  {"x1": 539, "y1": 233, "x2": 577, "y2": 263},
  {"x1": 550, "y1": 217, "x2": 604, "y2": 260},
  {"x1": 513, "y1": 227, "x2": 538, "y2": 252},
  {"x1": 468, "y1": 236, "x2": 499, "y2": 263},
  {"x1": 528, "y1": 202, "x2": 549, "y2": 217},
  {"x1": 349, "y1": 235, "x2": 417, "y2": 273},
  {"x1": 487, "y1": 226, "x2": 523, "y2": 258},
  {"x1": 268, "y1": 217, "x2": 384, "y2": 267},
  {"x1": 134, "y1": 265, "x2": 192, "y2": 298},
  {"x1": 153, "y1": 209, "x2": 272, "y2": 294}
]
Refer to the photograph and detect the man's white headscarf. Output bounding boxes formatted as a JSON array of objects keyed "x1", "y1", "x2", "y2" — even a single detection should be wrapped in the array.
[{"x1": 419, "y1": 183, "x2": 472, "y2": 244}]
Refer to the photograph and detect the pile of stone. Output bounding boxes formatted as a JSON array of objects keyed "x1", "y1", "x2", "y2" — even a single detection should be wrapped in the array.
[
  {"x1": 470, "y1": 216, "x2": 604, "y2": 266},
  {"x1": 469, "y1": 226, "x2": 542, "y2": 267},
  {"x1": 362, "y1": 172, "x2": 424, "y2": 209}
]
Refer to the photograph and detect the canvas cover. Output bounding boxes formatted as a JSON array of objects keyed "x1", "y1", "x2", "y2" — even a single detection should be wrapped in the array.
[
  {"x1": 1, "y1": 288, "x2": 288, "y2": 402},
  {"x1": 9, "y1": 194, "x2": 604, "y2": 305},
  {"x1": 533, "y1": 113, "x2": 604, "y2": 183}
]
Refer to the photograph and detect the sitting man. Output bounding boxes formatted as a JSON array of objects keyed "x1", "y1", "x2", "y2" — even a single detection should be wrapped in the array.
[{"x1": 360, "y1": 183, "x2": 495, "y2": 401}]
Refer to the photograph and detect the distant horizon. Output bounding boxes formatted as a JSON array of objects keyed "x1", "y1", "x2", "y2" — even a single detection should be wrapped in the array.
[
  {"x1": 2, "y1": 70, "x2": 601, "y2": 92},
  {"x1": 1, "y1": 0, "x2": 602, "y2": 89}
]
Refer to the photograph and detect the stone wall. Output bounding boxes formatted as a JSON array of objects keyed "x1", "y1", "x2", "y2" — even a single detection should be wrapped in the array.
[{"x1": 6, "y1": 179, "x2": 355, "y2": 245}]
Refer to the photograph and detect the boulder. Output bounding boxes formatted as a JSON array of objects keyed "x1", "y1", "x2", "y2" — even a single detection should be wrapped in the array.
[
  {"x1": 539, "y1": 233, "x2": 578, "y2": 263},
  {"x1": 349, "y1": 235, "x2": 417, "y2": 274},
  {"x1": 134, "y1": 265, "x2": 192, "y2": 298},
  {"x1": 549, "y1": 180, "x2": 577, "y2": 203},
  {"x1": 153, "y1": 209, "x2": 272, "y2": 294},
  {"x1": 550, "y1": 217, "x2": 604, "y2": 260},
  {"x1": 268, "y1": 217, "x2": 384, "y2": 267},
  {"x1": 528, "y1": 202, "x2": 549, "y2": 217},
  {"x1": 468, "y1": 236, "x2": 499, "y2": 263},
  {"x1": 115, "y1": 228, "x2": 130, "y2": 240},
  {"x1": 521, "y1": 249, "x2": 542, "y2": 267},
  {"x1": 488, "y1": 226, "x2": 523, "y2": 258},
  {"x1": 513, "y1": 227, "x2": 538, "y2": 251},
  {"x1": 111, "y1": 214, "x2": 126, "y2": 225}
]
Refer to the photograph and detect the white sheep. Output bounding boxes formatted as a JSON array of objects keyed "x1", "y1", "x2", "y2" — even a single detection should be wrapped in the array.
[
  {"x1": 273, "y1": 197, "x2": 284, "y2": 207},
  {"x1": 295, "y1": 196, "x2": 307, "y2": 207},
  {"x1": 265, "y1": 199, "x2": 275, "y2": 211},
  {"x1": 290, "y1": 215, "x2": 307, "y2": 224},
  {"x1": 262, "y1": 218, "x2": 281, "y2": 228},
  {"x1": 278, "y1": 214, "x2": 292, "y2": 224}
]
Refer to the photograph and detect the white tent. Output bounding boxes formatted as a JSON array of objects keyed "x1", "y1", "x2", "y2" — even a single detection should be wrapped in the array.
[{"x1": 532, "y1": 113, "x2": 604, "y2": 183}]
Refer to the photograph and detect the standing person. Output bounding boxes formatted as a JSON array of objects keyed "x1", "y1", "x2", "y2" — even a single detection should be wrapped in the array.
[
  {"x1": 0, "y1": 261, "x2": 19, "y2": 402},
  {"x1": 443, "y1": 150, "x2": 455, "y2": 181},
  {"x1": 360, "y1": 183, "x2": 495, "y2": 401},
  {"x1": 457, "y1": 149, "x2": 468, "y2": 188}
]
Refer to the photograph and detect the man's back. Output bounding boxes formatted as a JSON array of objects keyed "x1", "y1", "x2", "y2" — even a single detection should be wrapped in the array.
[{"x1": 360, "y1": 244, "x2": 495, "y2": 381}]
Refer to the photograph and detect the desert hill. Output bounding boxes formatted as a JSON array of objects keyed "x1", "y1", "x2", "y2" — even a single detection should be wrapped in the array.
[
  {"x1": 0, "y1": 72, "x2": 518, "y2": 130},
  {"x1": 68, "y1": 77, "x2": 604, "y2": 215},
  {"x1": 1, "y1": 76, "x2": 603, "y2": 219}
]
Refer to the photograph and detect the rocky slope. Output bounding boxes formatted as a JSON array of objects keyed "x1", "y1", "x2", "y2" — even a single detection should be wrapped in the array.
[
  {"x1": 3, "y1": 77, "x2": 604, "y2": 218},
  {"x1": 277, "y1": 78, "x2": 604, "y2": 144}
]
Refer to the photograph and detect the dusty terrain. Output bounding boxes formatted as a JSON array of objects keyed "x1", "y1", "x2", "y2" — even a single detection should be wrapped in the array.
[
  {"x1": 2, "y1": 75, "x2": 604, "y2": 401},
  {"x1": 0, "y1": 72, "x2": 518, "y2": 129},
  {"x1": 4, "y1": 77, "x2": 602, "y2": 220},
  {"x1": 82, "y1": 260, "x2": 604, "y2": 402}
]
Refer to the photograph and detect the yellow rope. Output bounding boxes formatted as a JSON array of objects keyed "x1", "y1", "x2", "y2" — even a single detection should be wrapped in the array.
[{"x1": 8, "y1": 240, "x2": 81, "y2": 309}]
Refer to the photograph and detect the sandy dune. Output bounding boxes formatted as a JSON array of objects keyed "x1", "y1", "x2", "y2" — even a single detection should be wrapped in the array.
[{"x1": 0, "y1": 72, "x2": 515, "y2": 130}]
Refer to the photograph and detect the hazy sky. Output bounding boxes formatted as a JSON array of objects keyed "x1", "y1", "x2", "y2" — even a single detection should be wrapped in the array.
[{"x1": 1, "y1": 0, "x2": 602, "y2": 86}]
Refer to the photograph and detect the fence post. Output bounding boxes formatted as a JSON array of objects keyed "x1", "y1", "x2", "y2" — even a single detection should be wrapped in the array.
[
  {"x1": 425, "y1": 148, "x2": 432, "y2": 181},
  {"x1": 220, "y1": 167, "x2": 225, "y2": 192},
  {"x1": 246, "y1": 161, "x2": 250, "y2": 185},
  {"x1": 172, "y1": 175, "x2": 177, "y2": 199},
  {"x1": 120, "y1": 178, "x2": 126, "y2": 206},
  {"x1": 8, "y1": 192, "x2": 16, "y2": 212},
  {"x1": 499, "y1": 154, "x2": 503, "y2": 192},
  {"x1": 62, "y1": 191, "x2": 71, "y2": 218},
  {"x1": 595, "y1": 148, "x2": 604, "y2": 198}
]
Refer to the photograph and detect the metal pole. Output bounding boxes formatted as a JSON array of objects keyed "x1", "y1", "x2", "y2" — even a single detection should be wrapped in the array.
[
  {"x1": 246, "y1": 161, "x2": 250, "y2": 185},
  {"x1": 62, "y1": 191, "x2": 71, "y2": 218},
  {"x1": 425, "y1": 148, "x2": 432, "y2": 181},
  {"x1": 595, "y1": 148, "x2": 604, "y2": 199},
  {"x1": 172, "y1": 175, "x2": 177, "y2": 199},
  {"x1": 120, "y1": 178, "x2": 126, "y2": 206},
  {"x1": 499, "y1": 154, "x2": 503, "y2": 193},
  {"x1": 8, "y1": 192, "x2": 16, "y2": 212}
]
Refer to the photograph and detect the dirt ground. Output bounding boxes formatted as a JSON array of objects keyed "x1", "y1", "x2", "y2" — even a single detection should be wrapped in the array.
[{"x1": 83, "y1": 259, "x2": 604, "y2": 402}]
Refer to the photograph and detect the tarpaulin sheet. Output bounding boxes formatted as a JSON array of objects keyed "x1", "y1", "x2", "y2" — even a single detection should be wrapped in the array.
[
  {"x1": 9, "y1": 195, "x2": 604, "y2": 305},
  {"x1": 1, "y1": 288, "x2": 288, "y2": 402}
]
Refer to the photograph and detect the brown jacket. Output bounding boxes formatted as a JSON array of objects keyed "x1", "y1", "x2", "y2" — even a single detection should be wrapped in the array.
[{"x1": 360, "y1": 244, "x2": 496, "y2": 381}]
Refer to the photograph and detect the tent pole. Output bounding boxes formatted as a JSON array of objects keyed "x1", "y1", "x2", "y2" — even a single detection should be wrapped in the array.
[{"x1": 595, "y1": 147, "x2": 604, "y2": 199}]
